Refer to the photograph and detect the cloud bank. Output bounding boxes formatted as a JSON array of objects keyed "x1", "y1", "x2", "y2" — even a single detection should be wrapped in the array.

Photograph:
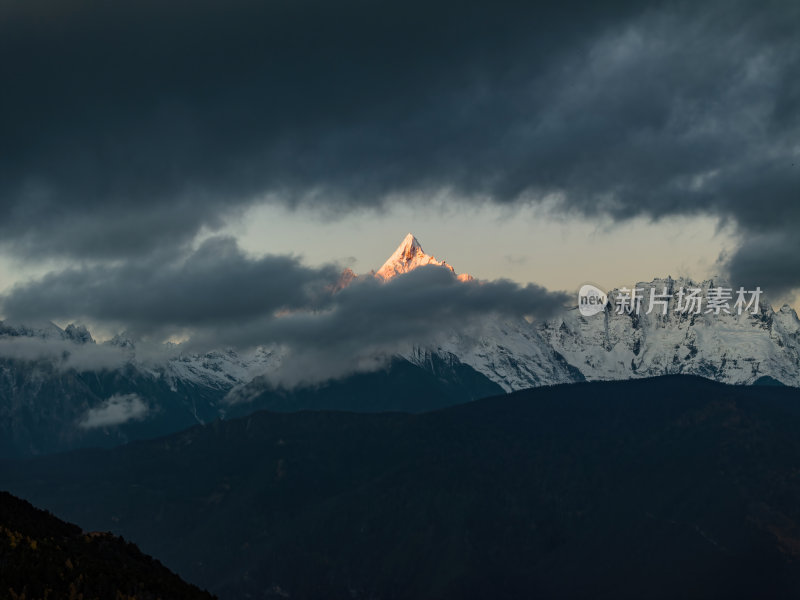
[{"x1": 2, "y1": 237, "x2": 341, "y2": 335}]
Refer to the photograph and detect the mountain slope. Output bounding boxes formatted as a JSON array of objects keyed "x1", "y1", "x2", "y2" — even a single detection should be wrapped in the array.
[
  {"x1": 0, "y1": 349, "x2": 232, "y2": 458},
  {"x1": 403, "y1": 318, "x2": 584, "y2": 391},
  {"x1": 0, "y1": 490, "x2": 216, "y2": 600},
  {"x1": 225, "y1": 353, "x2": 503, "y2": 415},
  {"x1": 4, "y1": 376, "x2": 800, "y2": 599}
]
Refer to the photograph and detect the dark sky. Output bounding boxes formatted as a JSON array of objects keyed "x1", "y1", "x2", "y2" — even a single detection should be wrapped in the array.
[{"x1": 1, "y1": 0, "x2": 798, "y2": 362}]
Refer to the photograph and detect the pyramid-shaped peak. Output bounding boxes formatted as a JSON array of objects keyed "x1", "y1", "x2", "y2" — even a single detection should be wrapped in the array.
[
  {"x1": 391, "y1": 233, "x2": 424, "y2": 260},
  {"x1": 376, "y1": 233, "x2": 459, "y2": 280},
  {"x1": 400, "y1": 232, "x2": 422, "y2": 249}
]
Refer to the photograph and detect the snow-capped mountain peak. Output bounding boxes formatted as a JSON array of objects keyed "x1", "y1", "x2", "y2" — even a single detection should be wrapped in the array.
[
  {"x1": 375, "y1": 233, "x2": 472, "y2": 281},
  {"x1": 393, "y1": 233, "x2": 424, "y2": 259}
]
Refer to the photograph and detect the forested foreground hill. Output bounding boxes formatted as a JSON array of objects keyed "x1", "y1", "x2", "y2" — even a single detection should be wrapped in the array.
[
  {"x1": 0, "y1": 491, "x2": 215, "y2": 600},
  {"x1": 4, "y1": 376, "x2": 800, "y2": 599}
]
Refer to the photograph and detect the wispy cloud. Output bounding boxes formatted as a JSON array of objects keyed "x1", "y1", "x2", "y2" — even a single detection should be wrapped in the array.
[
  {"x1": 0, "y1": 336, "x2": 131, "y2": 372},
  {"x1": 78, "y1": 393, "x2": 149, "y2": 429}
]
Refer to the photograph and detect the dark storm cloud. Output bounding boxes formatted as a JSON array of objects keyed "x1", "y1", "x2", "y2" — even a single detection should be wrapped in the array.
[
  {"x1": 1, "y1": 237, "x2": 342, "y2": 333},
  {"x1": 726, "y1": 233, "x2": 800, "y2": 299},
  {"x1": 1, "y1": 1, "x2": 798, "y2": 283},
  {"x1": 189, "y1": 265, "x2": 568, "y2": 348}
]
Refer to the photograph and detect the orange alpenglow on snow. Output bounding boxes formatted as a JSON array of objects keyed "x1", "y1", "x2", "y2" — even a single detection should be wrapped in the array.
[{"x1": 375, "y1": 233, "x2": 474, "y2": 282}]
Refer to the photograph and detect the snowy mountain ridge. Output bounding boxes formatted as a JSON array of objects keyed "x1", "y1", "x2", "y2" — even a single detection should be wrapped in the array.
[
  {"x1": 387, "y1": 237, "x2": 800, "y2": 390},
  {"x1": 1, "y1": 235, "x2": 798, "y2": 397},
  {"x1": 539, "y1": 276, "x2": 800, "y2": 387}
]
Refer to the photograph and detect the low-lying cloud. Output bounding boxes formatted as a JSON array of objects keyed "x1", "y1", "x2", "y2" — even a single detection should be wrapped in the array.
[
  {"x1": 0, "y1": 334, "x2": 132, "y2": 372},
  {"x1": 78, "y1": 393, "x2": 149, "y2": 429},
  {"x1": 189, "y1": 265, "x2": 570, "y2": 384}
]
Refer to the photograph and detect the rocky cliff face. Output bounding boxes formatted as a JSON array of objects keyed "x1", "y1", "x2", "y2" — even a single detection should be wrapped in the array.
[{"x1": 539, "y1": 276, "x2": 800, "y2": 386}]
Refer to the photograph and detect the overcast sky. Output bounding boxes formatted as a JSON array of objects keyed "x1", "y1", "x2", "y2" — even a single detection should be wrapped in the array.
[{"x1": 1, "y1": 0, "x2": 798, "y2": 360}]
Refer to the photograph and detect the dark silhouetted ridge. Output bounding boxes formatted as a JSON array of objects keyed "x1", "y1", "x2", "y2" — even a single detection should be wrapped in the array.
[{"x1": 0, "y1": 491, "x2": 216, "y2": 600}]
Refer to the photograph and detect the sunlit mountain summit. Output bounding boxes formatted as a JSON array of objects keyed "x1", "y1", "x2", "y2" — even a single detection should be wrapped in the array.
[{"x1": 375, "y1": 233, "x2": 473, "y2": 282}]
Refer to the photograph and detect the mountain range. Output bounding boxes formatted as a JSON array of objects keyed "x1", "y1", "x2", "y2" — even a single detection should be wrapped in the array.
[{"x1": 0, "y1": 234, "x2": 798, "y2": 457}]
